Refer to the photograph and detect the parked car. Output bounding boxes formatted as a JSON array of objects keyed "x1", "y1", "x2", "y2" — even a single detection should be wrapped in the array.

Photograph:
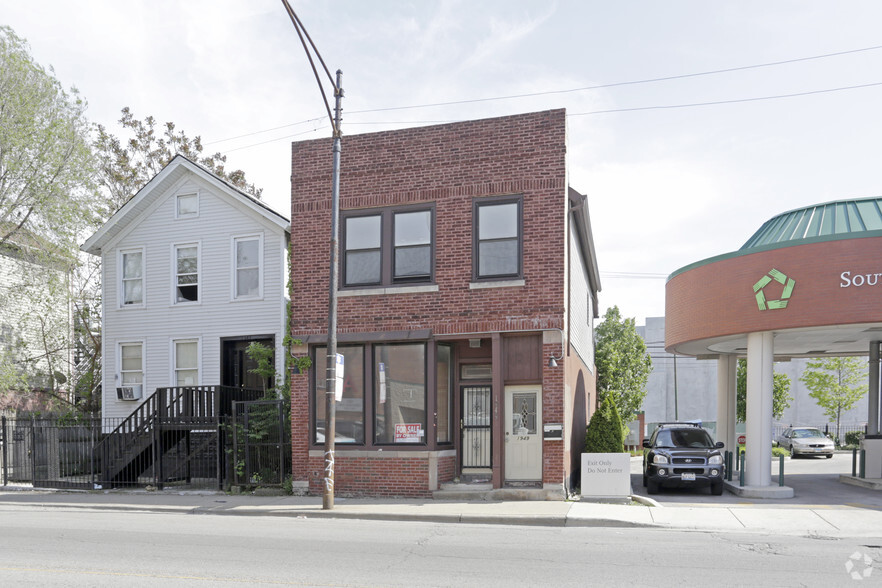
[
  {"x1": 642, "y1": 422, "x2": 725, "y2": 496},
  {"x1": 776, "y1": 427, "x2": 834, "y2": 458}
]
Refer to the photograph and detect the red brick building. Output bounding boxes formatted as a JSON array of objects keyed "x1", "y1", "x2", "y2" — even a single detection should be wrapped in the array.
[{"x1": 289, "y1": 109, "x2": 600, "y2": 498}]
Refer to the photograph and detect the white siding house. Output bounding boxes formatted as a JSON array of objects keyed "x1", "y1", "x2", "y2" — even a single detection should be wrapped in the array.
[{"x1": 82, "y1": 155, "x2": 290, "y2": 421}]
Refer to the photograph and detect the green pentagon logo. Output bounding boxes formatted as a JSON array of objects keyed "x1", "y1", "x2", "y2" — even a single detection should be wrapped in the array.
[{"x1": 753, "y1": 269, "x2": 795, "y2": 311}]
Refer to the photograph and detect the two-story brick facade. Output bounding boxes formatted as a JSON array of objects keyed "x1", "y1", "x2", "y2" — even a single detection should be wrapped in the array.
[{"x1": 289, "y1": 109, "x2": 600, "y2": 498}]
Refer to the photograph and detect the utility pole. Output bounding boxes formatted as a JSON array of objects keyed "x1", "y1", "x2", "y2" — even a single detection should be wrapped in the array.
[{"x1": 281, "y1": 0, "x2": 343, "y2": 510}]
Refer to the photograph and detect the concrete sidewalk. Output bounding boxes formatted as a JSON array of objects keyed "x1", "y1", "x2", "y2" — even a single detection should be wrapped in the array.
[{"x1": 1, "y1": 487, "x2": 881, "y2": 537}]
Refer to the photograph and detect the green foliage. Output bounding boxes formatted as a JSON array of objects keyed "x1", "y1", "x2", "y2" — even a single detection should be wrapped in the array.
[
  {"x1": 94, "y1": 107, "x2": 261, "y2": 213},
  {"x1": 735, "y1": 359, "x2": 793, "y2": 422},
  {"x1": 845, "y1": 430, "x2": 864, "y2": 447},
  {"x1": 800, "y1": 357, "x2": 867, "y2": 442},
  {"x1": 584, "y1": 397, "x2": 625, "y2": 453},
  {"x1": 594, "y1": 306, "x2": 652, "y2": 423},
  {"x1": 771, "y1": 446, "x2": 789, "y2": 458}
]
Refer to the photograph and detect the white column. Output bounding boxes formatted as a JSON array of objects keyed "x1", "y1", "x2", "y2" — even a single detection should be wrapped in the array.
[
  {"x1": 869, "y1": 342, "x2": 880, "y2": 436},
  {"x1": 745, "y1": 331, "x2": 774, "y2": 487},
  {"x1": 716, "y1": 355, "x2": 737, "y2": 452}
]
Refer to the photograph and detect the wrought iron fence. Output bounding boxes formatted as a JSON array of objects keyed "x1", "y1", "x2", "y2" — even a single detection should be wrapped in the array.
[{"x1": 229, "y1": 400, "x2": 289, "y2": 487}]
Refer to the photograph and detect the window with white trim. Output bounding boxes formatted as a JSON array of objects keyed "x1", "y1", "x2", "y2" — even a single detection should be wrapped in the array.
[
  {"x1": 120, "y1": 249, "x2": 144, "y2": 306},
  {"x1": 233, "y1": 235, "x2": 261, "y2": 299},
  {"x1": 174, "y1": 339, "x2": 198, "y2": 386},
  {"x1": 176, "y1": 193, "x2": 198, "y2": 218},
  {"x1": 174, "y1": 243, "x2": 199, "y2": 303},
  {"x1": 119, "y1": 342, "x2": 143, "y2": 386}
]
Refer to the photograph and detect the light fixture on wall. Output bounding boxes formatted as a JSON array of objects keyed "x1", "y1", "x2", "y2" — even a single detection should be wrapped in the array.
[{"x1": 548, "y1": 328, "x2": 565, "y2": 367}]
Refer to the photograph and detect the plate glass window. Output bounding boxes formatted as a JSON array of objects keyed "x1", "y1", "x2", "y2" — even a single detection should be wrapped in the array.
[
  {"x1": 394, "y1": 210, "x2": 431, "y2": 280},
  {"x1": 175, "y1": 245, "x2": 198, "y2": 303},
  {"x1": 174, "y1": 340, "x2": 198, "y2": 386},
  {"x1": 121, "y1": 251, "x2": 143, "y2": 305},
  {"x1": 477, "y1": 201, "x2": 520, "y2": 278},
  {"x1": 313, "y1": 345, "x2": 365, "y2": 444},
  {"x1": 234, "y1": 237, "x2": 260, "y2": 298},
  {"x1": 344, "y1": 215, "x2": 381, "y2": 285},
  {"x1": 374, "y1": 343, "x2": 426, "y2": 444}
]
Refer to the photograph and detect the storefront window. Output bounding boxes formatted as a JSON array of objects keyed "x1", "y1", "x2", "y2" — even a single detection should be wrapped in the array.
[
  {"x1": 314, "y1": 345, "x2": 365, "y2": 444},
  {"x1": 436, "y1": 345, "x2": 453, "y2": 444},
  {"x1": 374, "y1": 343, "x2": 426, "y2": 444}
]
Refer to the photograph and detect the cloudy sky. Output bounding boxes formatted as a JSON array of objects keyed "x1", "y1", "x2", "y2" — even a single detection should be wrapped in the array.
[{"x1": 5, "y1": 1, "x2": 882, "y2": 325}]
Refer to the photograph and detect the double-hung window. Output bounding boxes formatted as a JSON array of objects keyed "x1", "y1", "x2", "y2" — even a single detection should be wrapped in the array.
[
  {"x1": 474, "y1": 198, "x2": 522, "y2": 279},
  {"x1": 174, "y1": 243, "x2": 199, "y2": 303},
  {"x1": 119, "y1": 342, "x2": 143, "y2": 386},
  {"x1": 120, "y1": 249, "x2": 144, "y2": 306},
  {"x1": 174, "y1": 339, "x2": 199, "y2": 386},
  {"x1": 342, "y1": 206, "x2": 434, "y2": 288},
  {"x1": 233, "y1": 235, "x2": 262, "y2": 299}
]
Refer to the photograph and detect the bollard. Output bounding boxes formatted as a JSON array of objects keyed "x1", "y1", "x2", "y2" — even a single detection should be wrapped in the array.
[
  {"x1": 779, "y1": 454, "x2": 784, "y2": 487},
  {"x1": 853, "y1": 447, "x2": 858, "y2": 477},
  {"x1": 860, "y1": 449, "x2": 866, "y2": 479},
  {"x1": 725, "y1": 451, "x2": 732, "y2": 481},
  {"x1": 739, "y1": 451, "x2": 745, "y2": 486}
]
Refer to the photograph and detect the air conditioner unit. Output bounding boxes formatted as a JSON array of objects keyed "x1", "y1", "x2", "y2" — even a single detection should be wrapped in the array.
[{"x1": 116, "y1": 384, "x2": 143, "y2": 401}]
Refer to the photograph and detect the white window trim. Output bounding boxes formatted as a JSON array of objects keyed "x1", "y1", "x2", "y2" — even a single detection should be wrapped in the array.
[
  {"x1": 175, "y1": 191, "x2": 200, "y2": 220},
  {"x1": 117, "y1": 340, "x2": 145, "y2": 398},
  {"x1": 171, "y1": 241, "x2": 201, "y2": 306},
  {"x1": 118, "y1": 247, "x2": 145, "y2": 308},
  {"x1": 231, "y1": 233, "x2": 264, "y2": 301},
  {"x1": 171, "y1": 337, "x2": 201, "y2": 387}
]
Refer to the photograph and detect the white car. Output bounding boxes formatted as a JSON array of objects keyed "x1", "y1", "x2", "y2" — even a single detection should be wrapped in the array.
[{"x1": 776, "y1": 427, "x2": 834, "y2": 458}]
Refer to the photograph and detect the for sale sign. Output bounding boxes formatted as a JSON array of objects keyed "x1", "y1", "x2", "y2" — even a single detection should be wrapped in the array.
[{"x1": 394, "y1": 423, "x2": 422, "y2": 443}]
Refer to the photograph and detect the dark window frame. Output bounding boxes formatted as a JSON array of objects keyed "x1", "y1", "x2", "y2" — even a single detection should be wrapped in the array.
[
  {"x1": 372, "y1": 342, "x2": 429, "y2": 446},
  {"x1": 473, "y1": 195, "x2": 524, "y2": 281},
  {"x1": 341, "y1": 204, "x2": 435, "y2": 289},
  {"x1": 311, "y1": 344, "x2": 367, "y2": 446}
]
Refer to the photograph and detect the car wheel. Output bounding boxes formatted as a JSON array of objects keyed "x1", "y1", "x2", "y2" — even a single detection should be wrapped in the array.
[
  {"x1": 647, "y1": 480, "x2": 659, "y2": 495},
  {"x1": 826, "y1": 453, "x2": 833, "y2": 459},
  {"x1": 711, "y1": 481, "x2": 723, "y2": 496},
  {"x1": 642, "y1": 474, "x2": 647, "y2": 487},
  {"x1": 790, "y1": 446, "x2": 798, "y2": 459}
]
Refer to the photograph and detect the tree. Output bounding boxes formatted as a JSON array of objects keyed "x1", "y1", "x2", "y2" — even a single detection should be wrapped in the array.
[
  {"x1": 800, "y1": 357, "x2": 867, "y2": 444},
  {"x1": 735, "y1": 359, "x2": 793, "y2": 422},
  {"x1": 0, "y1": 26, "x2": 97, "y2": 249},
  {"x1": 94, "y1": 107, "x2": 261, "y2": 214},
  {"x1": 0, "y1": 26, "x2": 98, "y2": 411},
  {"x1": 595, "y1": 306, "x2": 652, "y2": 424},
  {"x1": 584, "y1": 397, "x2": 624, "y2": 453}
]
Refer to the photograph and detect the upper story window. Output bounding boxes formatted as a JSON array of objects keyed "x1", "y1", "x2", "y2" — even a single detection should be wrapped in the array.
[
  {"x1": 233, "y1": 235, "x2": 262, "y2": 299},
  {"x1": 342, "y1": 206, "x2": 434, "y2": 288},
  {"x1": 174, "y1": 243, "x2": 199, "y2": 303},
  {"x1": 176, "y1": 192, "x2": 198, "y2": 218},
  {"x1": 120, "y1": 249, "x2": 144, "y2": 306},
  {"x1": 474, "y1": 197, "x2": 522, "y2": 279}
]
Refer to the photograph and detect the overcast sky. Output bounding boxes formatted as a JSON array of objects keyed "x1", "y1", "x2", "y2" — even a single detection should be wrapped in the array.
[{"x1": 5, "y1": 1, "x2": 882, "y2": 326}]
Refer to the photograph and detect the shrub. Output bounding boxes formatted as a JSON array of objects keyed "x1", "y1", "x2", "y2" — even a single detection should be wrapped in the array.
[
  {"x1": 845, "y1": 430, "x2": 864, "y2": 447},
  {"x1": 585, "y1": 397, "x2": 624, "y2": 453}
]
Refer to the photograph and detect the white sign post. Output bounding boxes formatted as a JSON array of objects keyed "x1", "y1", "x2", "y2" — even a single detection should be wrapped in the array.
[
  {"x1": 334, "y1": 353, "x2": 344, "y2": 402},
  {"x1": 580, "y1": 453, "x2": 631, "y2": 503}
]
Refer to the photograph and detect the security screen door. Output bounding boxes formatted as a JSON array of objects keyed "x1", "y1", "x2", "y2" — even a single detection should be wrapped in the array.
[{"x1": 461, "y1": 385, "x2": 491, "y2": 469}]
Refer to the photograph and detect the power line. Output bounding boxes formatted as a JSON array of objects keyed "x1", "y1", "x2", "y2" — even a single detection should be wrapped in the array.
[{"x1": 204, "y1": 43, "x2": 882, "y2": 151}]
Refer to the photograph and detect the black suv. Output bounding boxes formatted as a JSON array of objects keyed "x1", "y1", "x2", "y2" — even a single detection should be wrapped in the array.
[{"x1": 642, "y1": 423, "x2": 725, "y2": 496}]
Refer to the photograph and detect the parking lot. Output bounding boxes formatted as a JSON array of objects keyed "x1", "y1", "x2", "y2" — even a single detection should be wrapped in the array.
[{"x1": 630, "y1": 452, "x2": 882, "y2": 508}]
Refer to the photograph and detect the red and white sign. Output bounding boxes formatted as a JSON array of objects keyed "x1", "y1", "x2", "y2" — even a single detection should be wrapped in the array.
[
  {"x1": 394, "y1": 423, "x2": 422, "y2": 443},
  {"x1": 737, "y1": 435, "x2": 746, "y2": 445}
]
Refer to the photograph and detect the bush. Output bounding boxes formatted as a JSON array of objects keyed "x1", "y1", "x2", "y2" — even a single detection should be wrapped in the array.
[
  {"x1": 845, "y1": 430, "x2": 864, "y2": 447},
  {"x1": 585, "y1": 397, "x2": 624, "y2": 453}
]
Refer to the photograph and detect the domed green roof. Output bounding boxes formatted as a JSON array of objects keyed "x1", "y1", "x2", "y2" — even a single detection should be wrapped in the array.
[{"x1": 741, "y1": 197, "x2": 882, "y2": 251}]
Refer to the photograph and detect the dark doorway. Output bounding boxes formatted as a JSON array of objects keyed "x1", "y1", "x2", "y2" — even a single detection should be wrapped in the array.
[{"x1": 222, "y1": 337, "x2": 274, "y2": 390}]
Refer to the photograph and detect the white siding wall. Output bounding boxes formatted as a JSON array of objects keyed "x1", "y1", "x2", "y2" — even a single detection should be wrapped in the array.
[
  {"x1": 101, "y1": 175, "x2": 287, "y2": 421},
  {"x1": 568, "y1": 229, "x2": 594, "y2": 371}
]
